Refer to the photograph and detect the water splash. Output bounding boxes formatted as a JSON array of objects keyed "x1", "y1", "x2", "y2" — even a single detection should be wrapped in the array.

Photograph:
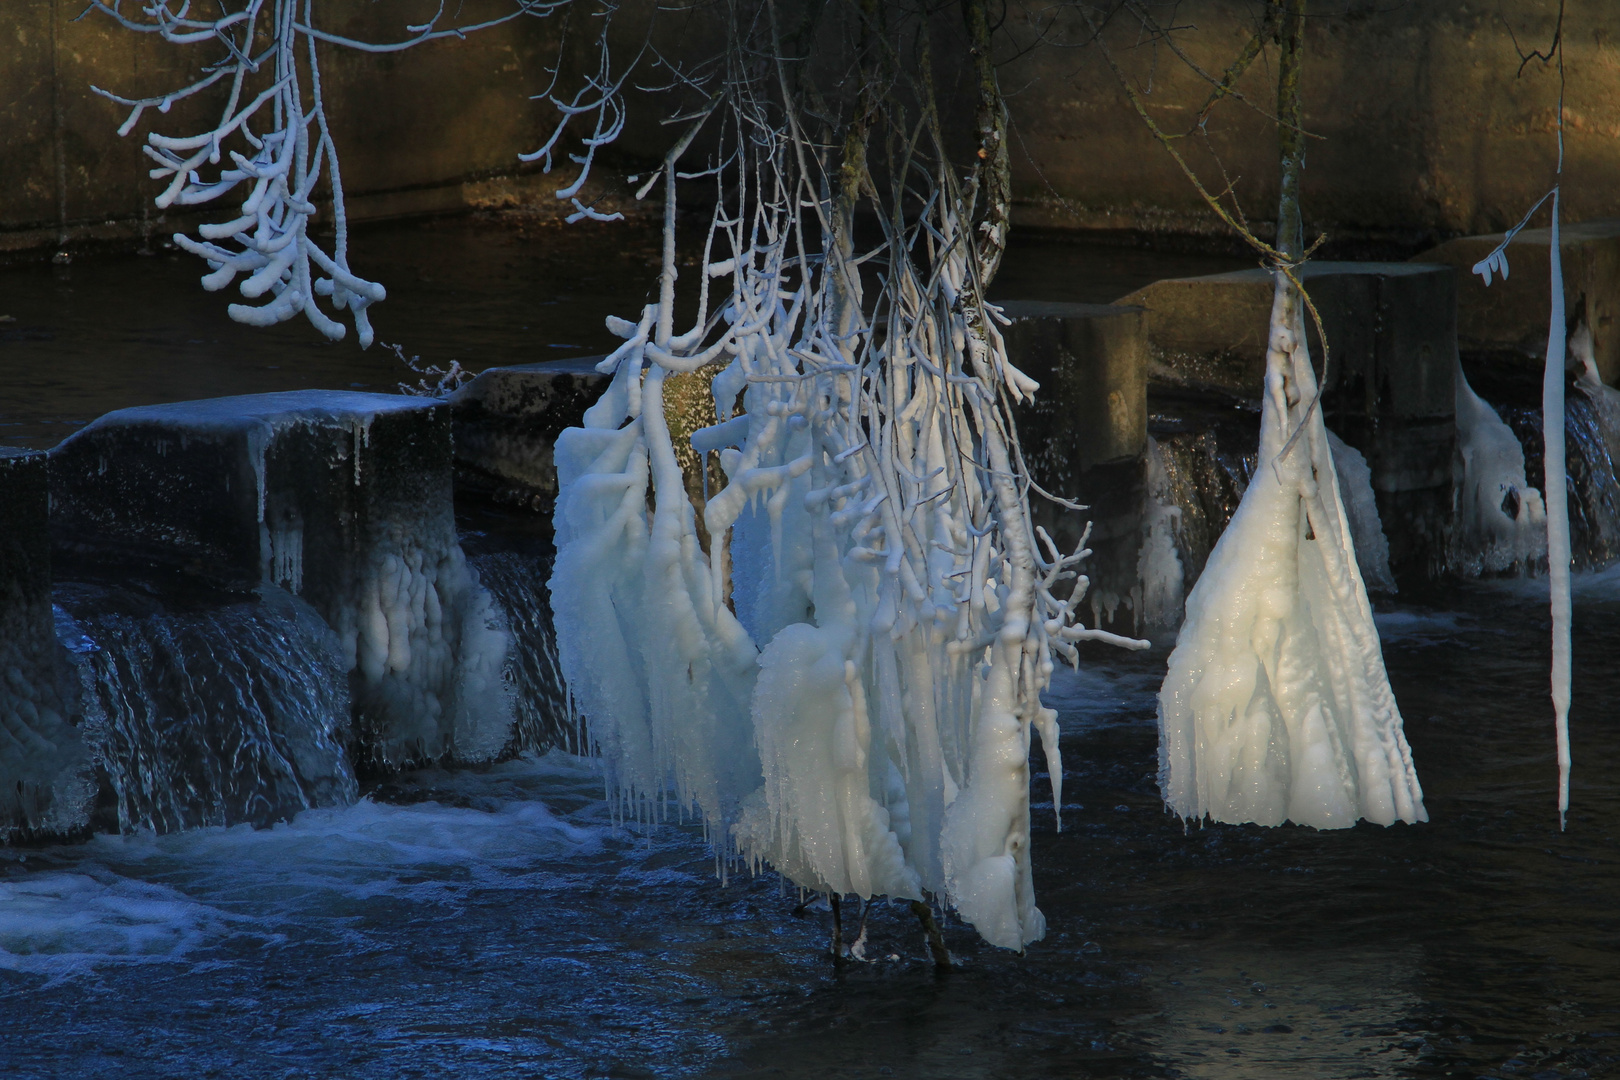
[
  {"x1": 58, "y1": 586, "x2": 356, "y2": 833},
  {"x1": 1148, "y1": 423, "x2": 1257, "y2": 589}
]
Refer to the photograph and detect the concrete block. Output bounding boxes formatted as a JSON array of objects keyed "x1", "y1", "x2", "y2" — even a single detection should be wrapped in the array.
[
  {"x1": 51, "y1": 392, "x2": 512, "y2": 769},
  {"x1": 1413, "y1": 219, "x2": 1620, "y2": 383},
  {"x1": 998, "y1": 302, "x2": 1151, "y2": 629},
  {"x1": 0, "y1": 449, "x2": 91, "y2": 839},
  {"x1": 1000, "y1": 301, "x2": 1147, "y2": 476},
  {"x1": 1119, "y1": 262, "x2": 1456, "y2": 416},
  {"x1": 449, "y1": 357, "x2": 610, "y2": 509}
]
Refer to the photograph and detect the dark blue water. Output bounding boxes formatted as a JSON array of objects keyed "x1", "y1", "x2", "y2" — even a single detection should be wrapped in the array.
[{"x1": 1, "y1": 574, "x2": 1616, "y2": 1079}]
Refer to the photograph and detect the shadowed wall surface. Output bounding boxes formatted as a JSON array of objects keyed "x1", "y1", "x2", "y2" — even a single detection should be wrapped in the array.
[{"x1": 2, "y1": 1, "x2": 1616, "y2": 253}]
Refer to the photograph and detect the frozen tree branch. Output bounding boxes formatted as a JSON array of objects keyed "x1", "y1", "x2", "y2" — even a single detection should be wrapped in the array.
[{"x1": 88, "y1": 0, "x2": 632, "y2": 347}]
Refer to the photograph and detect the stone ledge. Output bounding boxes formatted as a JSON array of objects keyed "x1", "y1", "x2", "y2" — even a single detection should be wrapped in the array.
[{"x1": 449, "y1": 357, "x2": 610, "y2": 509}]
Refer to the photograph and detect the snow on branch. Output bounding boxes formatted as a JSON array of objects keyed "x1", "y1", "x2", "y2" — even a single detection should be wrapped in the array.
[{"x1": 88, "y1": 0, "x2": 628, "y2": 346}]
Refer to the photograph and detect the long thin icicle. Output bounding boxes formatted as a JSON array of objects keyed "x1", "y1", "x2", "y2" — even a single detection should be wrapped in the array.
[{"x1": 1543, "y1": 195, "x2": 1573, "y2": 829}]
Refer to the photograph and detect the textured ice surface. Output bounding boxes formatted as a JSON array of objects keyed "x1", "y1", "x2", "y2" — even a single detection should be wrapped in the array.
[
  {"x1": 1325, "y1": 430, "x2": 1396, "y2": 594},
  {"x1": 1157, "y1": 277, "x2": 1426, "y2": 829}
]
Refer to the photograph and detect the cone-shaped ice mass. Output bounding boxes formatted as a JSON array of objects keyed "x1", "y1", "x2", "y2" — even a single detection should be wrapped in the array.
[{"x1": 1157, "y1": 274, "x2": 1427, "y2": 829}]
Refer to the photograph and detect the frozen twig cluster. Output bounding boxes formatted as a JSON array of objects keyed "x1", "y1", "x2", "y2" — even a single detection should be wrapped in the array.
[
  {"x1": 548, "y1": 19, "x2": 1143, "y2": 949},
  {"x1": 89, "y1": 0, "x2": 386, "y2": 344},
  {"x1": 88, "y1": 0, "x2": 630, "y2": 345}
]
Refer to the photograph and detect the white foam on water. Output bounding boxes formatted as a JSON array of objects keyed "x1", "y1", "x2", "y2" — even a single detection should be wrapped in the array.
[
  {"x1": 0, "y1": 871, "x2": 236, "y2": 981},
  {"x1": 0, "y1": 754, "x2": 614, "y2": 977}
]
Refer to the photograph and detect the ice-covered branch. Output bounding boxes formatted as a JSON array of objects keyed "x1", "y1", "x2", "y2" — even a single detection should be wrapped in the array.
[
  {"x1": 91, "y1": 0, "x2": 613, "y2": 347},
  {"x1": 549, "y1": 27, "x2": 1145, "y2": 948}
]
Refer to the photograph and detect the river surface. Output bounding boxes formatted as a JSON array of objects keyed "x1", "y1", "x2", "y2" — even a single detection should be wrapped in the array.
[
  {"x1": 2, "y1": 574, "x2": 1616, "y2": 1079},
  {"x1": 2, "y1": 220, "x2": 1614, "y2": 1079}
]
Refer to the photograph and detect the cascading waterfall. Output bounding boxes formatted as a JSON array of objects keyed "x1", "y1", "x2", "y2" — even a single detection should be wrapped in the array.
[
  {"x1": 466, "y1": 550, "x2": 581, "y2": 755},
  {"x1": 56, "y1": 585, "x2": 356, "y2": 834}
]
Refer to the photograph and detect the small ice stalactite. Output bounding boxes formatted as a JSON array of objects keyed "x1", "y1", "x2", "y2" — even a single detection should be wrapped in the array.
[
  {"x1": 1157, "y1": 276, "x2": 1427, "y2": 830},
  {"x1": 61, "y1": 587, "x2": 356, "y2": 834},
  {"x1": 467, "y1": 550, "x2": 581, "y2": 755},
  {"x1": 1325, "y1": 430, "x2": 1396, "y2": 594},
  {"x1": 1453, "y1": 362, "x2": 1548, "y2": 576},
  {"x1": 1134, "y1": 436, "x2": 1186, "y2": 633}
]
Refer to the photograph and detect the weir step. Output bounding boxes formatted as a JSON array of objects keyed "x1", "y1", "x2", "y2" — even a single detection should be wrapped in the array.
[
  {"x1": 998, "y1": 302, "x2": 1156, "y2": 630},
  {"x1": 449, "y1": 357, "x2": 609, "y2": 509},
  {"x1": 0, "y1": 448, "x2": 90, "y2": 839},
  {"x1": 49, "y1": 391, "x2": 512, "y2": 771}
]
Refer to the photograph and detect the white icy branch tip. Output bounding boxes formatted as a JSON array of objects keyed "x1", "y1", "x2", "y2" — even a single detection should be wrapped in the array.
[{"x1": 1473, "y1": 187, "x2": 1558, "y2": 287}]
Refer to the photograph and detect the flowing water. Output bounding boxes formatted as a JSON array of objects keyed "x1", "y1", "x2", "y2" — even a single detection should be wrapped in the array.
[
  {"x1": 3, "y1": 222, "x2": 1616, "y2": 1078},
  {"x1": 54, "y1": 583, "x2": 357, "y2": 834},
  {"x1": 2, "y1": 578, "x2": 1617, "y2": 1079}
]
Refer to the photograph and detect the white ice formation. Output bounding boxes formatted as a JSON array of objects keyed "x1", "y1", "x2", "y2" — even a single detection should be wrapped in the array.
[
  {"x1": 550, "y1": 119, "x2": 1145, "y2": 949},
  {"x1": 1453, "y1": 363, "x2": 1548, "y2": 575},
  {"x1": 1135, "y1": 437, "x2": 1187, "y2": 632},
  {"x1": 1572, "y1": 319, "x2": 1620, "y2": 466},
  {"x1": 1157, "y1": 275, "x2": 1427, "y2": 830}
]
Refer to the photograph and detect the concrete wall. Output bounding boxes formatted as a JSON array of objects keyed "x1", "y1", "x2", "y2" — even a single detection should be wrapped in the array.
[
  {"x1": 4, "y1": 1, "x2": 1618, "y2": 253},
  {"x1": 995, "y1": 0, "x2": 1620, "y2": 244}
]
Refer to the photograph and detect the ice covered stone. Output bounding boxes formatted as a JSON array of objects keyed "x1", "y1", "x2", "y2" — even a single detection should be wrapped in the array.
[
  {"x1": 0, "y1": 449, "x2": 91, "y2": 839},
  {"x1": 449, "y1": 357, "x2": 610, "y2": 509},
  {"x1": 50, "y1": 391, "x2": 512, "y2": 770}
]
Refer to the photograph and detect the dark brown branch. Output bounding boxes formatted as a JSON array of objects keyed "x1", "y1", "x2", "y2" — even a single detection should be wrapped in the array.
[{"x1": 963, "y1": 0, "x2": 1012, "y2": 286}]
